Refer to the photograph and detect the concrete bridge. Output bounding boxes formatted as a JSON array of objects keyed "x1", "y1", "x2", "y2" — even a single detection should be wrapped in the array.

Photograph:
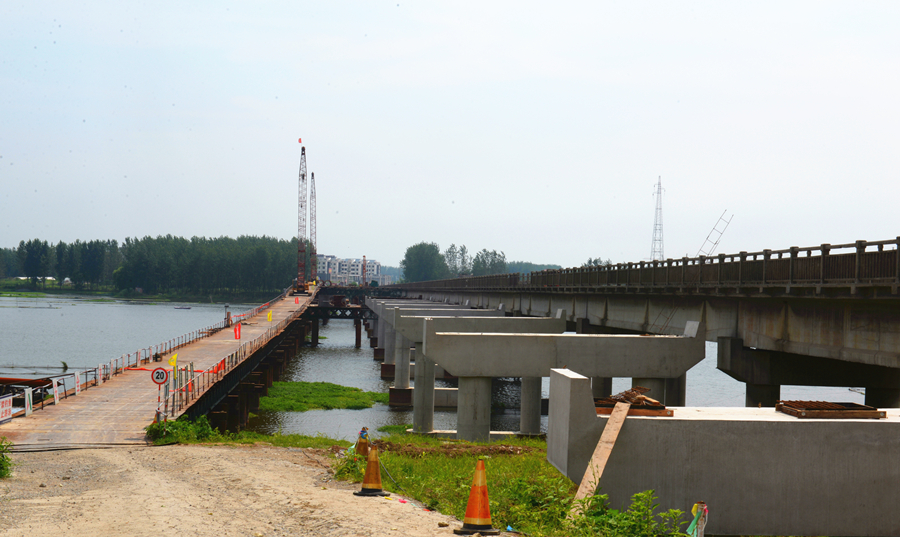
[{"x1": 384, "y1": 238, "x2": 900, "y2": 407}]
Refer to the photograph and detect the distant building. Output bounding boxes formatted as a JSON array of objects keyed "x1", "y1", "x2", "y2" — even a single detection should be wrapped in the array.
[{"x1": 316, "y1": 254, "x2": 391, "y2": 285}]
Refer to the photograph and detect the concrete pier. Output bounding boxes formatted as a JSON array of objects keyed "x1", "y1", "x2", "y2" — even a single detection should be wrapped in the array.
[
  {"x1": 457, "y1": 377, "x2": 492, "y2": 442},
  {"x1": 398, "y1": 314, "x2": 567, "y2": 435},
  {"x1": 423, "y1": 320, "x2": 703, "y2": 441}
]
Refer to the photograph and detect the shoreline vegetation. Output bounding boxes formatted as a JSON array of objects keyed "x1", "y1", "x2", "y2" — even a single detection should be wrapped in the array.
[{"x1": 0, "y1": 279, "x2": 282, "y2": 305}]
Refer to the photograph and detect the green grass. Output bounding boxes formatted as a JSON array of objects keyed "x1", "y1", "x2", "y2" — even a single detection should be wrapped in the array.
[
  {"x1": 376, "y1": 423, "x2": 413, "y2": 435},
  {"x1": 258, "y1": 381, "x2": 388, "y2": 412},
  {"x1": 333, "y1": 433, "x2": 687, "y2": 536},
  {"x1": 145, "y1": 416, "x2": 352, "y2": 449}
]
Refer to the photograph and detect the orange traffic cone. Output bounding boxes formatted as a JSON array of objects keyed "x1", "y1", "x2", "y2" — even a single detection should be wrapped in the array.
[
  {"x1": 454, "y1": 459, "x2": 500, "y2": 535},
  {"x1": 353, "y1": 445, "x2": 390, "y2": 497},
  {"x1": 356, "y1": 427, "x2": 369, "y2": 458}
]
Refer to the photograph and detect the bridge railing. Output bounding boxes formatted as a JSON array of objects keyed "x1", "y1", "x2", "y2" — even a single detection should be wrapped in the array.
[
  {"x1": 388, "y1": 238, "x2": 900, "y2": 293},
  {"x1": 158, "y1": 287, "x2": 299, "y2": 420}
]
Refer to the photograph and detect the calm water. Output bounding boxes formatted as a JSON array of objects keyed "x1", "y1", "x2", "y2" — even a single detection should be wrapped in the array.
[
  {"x1": 0, "y1": 297, "x2": 864, "y2": 440},
  {"x1": 0, "y1": 295, "x2": 250, "y2": 376}
]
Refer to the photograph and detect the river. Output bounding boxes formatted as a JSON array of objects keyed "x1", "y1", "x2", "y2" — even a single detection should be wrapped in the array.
[{"x1": 0, "y1": 295, "x2": 864, "y2": 440}]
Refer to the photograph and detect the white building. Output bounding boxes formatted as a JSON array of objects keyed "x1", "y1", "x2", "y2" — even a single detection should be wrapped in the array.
[{"x1": 316, "y1": 254, "x2": 391, "y2": 285}]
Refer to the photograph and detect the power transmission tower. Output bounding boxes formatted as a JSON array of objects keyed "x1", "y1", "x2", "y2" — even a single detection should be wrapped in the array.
[
  {"x1": 310, "y1": 171, "x2": 317, "y2": 282},
  {"x1": 650, "y1": 177, "x2": 665, "y2": 261},
  {"x1": 297, "y1": 147, "x2": 308, "y2": 285}
]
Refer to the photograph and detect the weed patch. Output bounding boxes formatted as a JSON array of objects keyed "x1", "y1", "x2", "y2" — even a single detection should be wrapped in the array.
[
  {"x1": 332, "y1": 434, "x2": 686, "y2": 536},
  {"x1": 258, "y1": 381, "x2": 388, "y2": 412}
]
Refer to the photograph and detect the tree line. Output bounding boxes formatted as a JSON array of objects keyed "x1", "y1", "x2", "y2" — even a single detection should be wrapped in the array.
[
  {"x1": 2, "y1": 235, "x2": 308, "y2": 295},
  {"x1": 399, "y1": 242, "x2": 563, "y2": 283}
]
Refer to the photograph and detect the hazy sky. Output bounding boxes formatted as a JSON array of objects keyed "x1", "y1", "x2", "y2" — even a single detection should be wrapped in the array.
[{"x1": 2, "y1": 2, "x2": 898, "y2": 269}]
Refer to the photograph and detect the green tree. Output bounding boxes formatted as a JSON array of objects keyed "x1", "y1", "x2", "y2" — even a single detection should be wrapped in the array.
[
  {"x1": 400, "y1": 242, "x2": 450, "y2": 282},
  {"x1": 17, "y1": 239, "x2": 50, "y2": 287},
  {"x1": 507, "y1": 261, "x2": 562, "y2": 273},
  {"x1": 583, "y1": 257, "x2": 611, "y2": 267},
  {"x1": 443, "y1": 243, "x2": 472, "y2": 277},
  {"x1": 55, "y1": 241, "x2": 69, "y2": 287},
  {"x1": 472, "y1": 249, "x2": 507, "y2": 276}
]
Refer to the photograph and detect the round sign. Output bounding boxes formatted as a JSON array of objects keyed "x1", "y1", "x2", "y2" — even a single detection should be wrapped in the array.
[{"x1": 151, "y1": 368, "x2": 169, "y2": 385}]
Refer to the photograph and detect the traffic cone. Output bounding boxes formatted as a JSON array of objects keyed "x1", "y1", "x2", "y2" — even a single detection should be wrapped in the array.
[
  {"x1": 356, "y1": 427, "x2": 369, "y2": 458},
  {"x1": 353, "y1": 445, "x2": 390, "y2": 497},
  {"x1": 454, "y1": 460, "x2": 500, "y2": 535}
]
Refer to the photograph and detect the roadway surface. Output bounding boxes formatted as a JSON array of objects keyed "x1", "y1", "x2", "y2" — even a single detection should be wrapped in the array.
[{"x1": 0, "y1": 295, "x2": 312, "y2": 450}]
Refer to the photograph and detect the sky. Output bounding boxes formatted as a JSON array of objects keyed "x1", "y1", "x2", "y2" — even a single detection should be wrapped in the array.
[{"x1": 2, "y1": 2, "x2": 898, "y2": 269}]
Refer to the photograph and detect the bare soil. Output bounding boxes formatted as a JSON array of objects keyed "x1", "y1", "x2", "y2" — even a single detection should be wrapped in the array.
[{"x1": 0, "y1": 444, "x2": 503, "y2": 537}]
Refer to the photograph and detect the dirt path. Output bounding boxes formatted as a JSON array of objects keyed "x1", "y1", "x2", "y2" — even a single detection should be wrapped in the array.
[{"x1": 0, "y1": 444, "x2": 491, "y2": 537}]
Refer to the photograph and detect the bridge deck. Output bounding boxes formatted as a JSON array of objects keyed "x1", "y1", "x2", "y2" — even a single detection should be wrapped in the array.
[{"x1": 0, "y1": 295, "x2": 311, "y2": 450}]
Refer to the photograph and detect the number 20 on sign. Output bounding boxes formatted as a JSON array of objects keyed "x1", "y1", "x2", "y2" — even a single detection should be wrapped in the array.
[
  {"x1": 152, "y1": 368, "x2": 168, "y2": 421},
  {"x1": 151, "y1": 368, "x2": 168, "y2": 385}
]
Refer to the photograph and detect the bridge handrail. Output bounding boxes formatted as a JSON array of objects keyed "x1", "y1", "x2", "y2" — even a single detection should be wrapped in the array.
[
  {"x1": 385, "y1": 237, "x2": 900, "y2": 292},
  {"x1": 157, "y1": 287, "x2": 298, "y2": 420}
]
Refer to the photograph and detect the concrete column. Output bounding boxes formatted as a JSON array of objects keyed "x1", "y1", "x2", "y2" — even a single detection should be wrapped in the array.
[
  {"x1": 578, "y1": 319, "x2": 614, "y2": 399},
  {"x1": 746, "y1": 384, "x2": 780, "y2": 407},
  {"x1": 376, "y1": 314, "x2": 385, "y2": 351},
  {"x1": 384, "y1": 325, "x2": 396, "y2": 365},
  {"x1": 311, "y1": 318, "x2": 319, "y2": 346},
  {"x1": 632, "y1": 378, "x2": 666, "y2": 403},
  {"x1": 354, "y1": 318, "x2": 362, "y2": 348},
  {"x1": 413, "y1": 343, "x2": 435, "y2": 433},
  {"x1": 591, "y1": 377, "x2": 613, "y2": 399},
  {"x1": 865, "y1": 387, "x2": 900, "y2": 408},
  {"x1": 520, "y1": 376, "x2": 542, "y2": 435},
  {"x1": 664, "y1": 374, "x2": 686, "y2": 406},
  {"x1": 457, "y1": 377, "x2": 492, "y2": 442},
  {"x1": 394, "y1": 331, "x2": 411, "y2": 390}
]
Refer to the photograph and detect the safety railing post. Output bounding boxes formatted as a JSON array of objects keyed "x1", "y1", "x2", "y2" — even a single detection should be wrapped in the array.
[{"x1": 855, "y1": 240, "x2": 867, "y2": 284}]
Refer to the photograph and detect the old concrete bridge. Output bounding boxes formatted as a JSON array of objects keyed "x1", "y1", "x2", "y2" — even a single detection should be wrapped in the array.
[{"x1": 383, "y1": 238, "x2": 900, "y2": 407}]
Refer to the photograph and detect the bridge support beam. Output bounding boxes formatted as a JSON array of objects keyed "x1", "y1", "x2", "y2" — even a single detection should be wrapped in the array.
[
  {"x1": 355, "y1": 318, "x2": 362, "y2": 348},
  {"x1": 718, "y1": 336, "x2": 900, "y2": 408},
  {"x1": 311, "y1": 319, "x2": 319, "y2": 346}
]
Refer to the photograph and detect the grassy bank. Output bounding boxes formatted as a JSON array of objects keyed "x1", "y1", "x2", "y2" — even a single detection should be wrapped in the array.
[
  {"x1": 258, "y1": 381, "x2": 389, "y2": 412},
  {"x1": 0, "y1": 278, "x2": 283, "y2": 305},
  {"x1": 146, "y1": 417, "x2": 688, "y2": 536}
]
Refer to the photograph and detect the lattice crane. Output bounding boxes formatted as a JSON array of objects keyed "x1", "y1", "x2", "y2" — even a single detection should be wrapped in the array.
[
  {"x1": 310, "y1": 171, "x2": 317, "y2": 282},
  {"x1": 296, "y1": 146, "x2": 308, "y2": 293}
]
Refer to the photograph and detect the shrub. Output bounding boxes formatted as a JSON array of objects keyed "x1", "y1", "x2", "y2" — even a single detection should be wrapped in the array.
[{"x1": 0, "y1": 437, "x2": 13, "y2": 478}]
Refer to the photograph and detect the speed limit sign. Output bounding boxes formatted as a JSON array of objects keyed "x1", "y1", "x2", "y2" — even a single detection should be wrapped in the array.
[{"x1": 151, "y1": 367, "x2": 169, "y2": 385}]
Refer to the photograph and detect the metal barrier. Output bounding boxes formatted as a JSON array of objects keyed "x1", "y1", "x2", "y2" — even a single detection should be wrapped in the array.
[{"x1": 387, "y1": 238, "x2": 900, "y2": 293}]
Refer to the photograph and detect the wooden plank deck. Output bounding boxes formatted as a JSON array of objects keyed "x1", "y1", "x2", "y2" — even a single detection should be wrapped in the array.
[{"x1": 0, "y1": 295, "x2": 312, "y2": 450}]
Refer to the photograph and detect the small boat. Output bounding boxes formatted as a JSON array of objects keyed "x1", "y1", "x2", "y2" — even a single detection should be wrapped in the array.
[{"x1": 174, "y1": 306, "x2": 192, "y2": 310}]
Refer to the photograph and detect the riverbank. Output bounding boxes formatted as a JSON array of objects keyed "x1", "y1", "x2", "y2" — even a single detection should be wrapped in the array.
[
  {"x1": 0, "y1": 444, "x2": 466, "y2": 537},
  {"x1": 0, "y1": 279, "x2": 284, "y2": 305}
]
